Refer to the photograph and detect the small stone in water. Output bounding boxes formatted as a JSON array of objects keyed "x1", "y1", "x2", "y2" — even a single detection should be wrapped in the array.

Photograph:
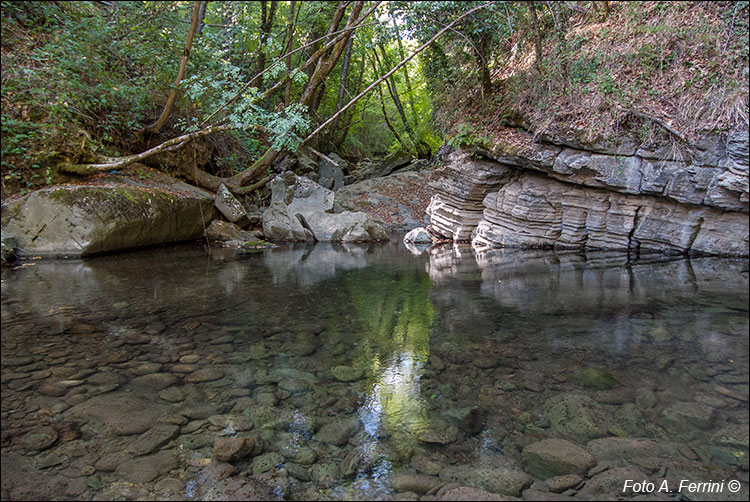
[
  {"x1": 154, "y1": 478, "x2": 185, "y2": 495},
  {"x1": 159, "y1": 387, "x2": 184, "y2": 403},
  {"x1": 213, "y1": 436, "x2": 257, "y2": 462},
  {"x1": 131, "y1": 362, "x2": 162, "y2": 375},
  {"x1": 208, "y1": 414, "x2": 254, "y2": 431},
  {"x1": 474, "y1": 357, "x2": 499, "y2": 369},
  {"x1": 23, "y1": 426, "x2": 58, "y2": 451},
  {"x1": 185, "y1": 367, "x2": 225, "y2": 383},
  {"x1": 170, "y1": 364, "x2": 196, "y2": 373},
  {"x1": 330, "y1": 365, "x2": 363, "y2": 382},
  {"x1": 38, "y1": 383, "x2": 67, "y2": 397},
  {"x1": 252, "y1": 452, "x2": 283, "y2": 475},
  {"x1": 3, "y1": 356, "x2": 35, "y2": 367}
]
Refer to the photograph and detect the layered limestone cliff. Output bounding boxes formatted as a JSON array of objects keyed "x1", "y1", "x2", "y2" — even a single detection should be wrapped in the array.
[{"x1": 426, "y1": 128, "x2": 749, "y2": 256}]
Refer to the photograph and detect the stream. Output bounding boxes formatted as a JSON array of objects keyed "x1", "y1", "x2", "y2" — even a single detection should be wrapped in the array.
[{"x1": 1, "y1": 241, "x2": 748, "y2": 500}]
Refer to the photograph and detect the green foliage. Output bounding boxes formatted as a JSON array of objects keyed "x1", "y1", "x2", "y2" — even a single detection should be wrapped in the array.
[
  {"x1": 446, "y1": 123, "x2": 490, "y2": 149},
  {"x1": 266, "y1": 104, "x2": 311, "y2": 152},
  {"x1": 1, "y1": 116, "x2": 52, "y2": 192},
  {"x1": 1, "y1": 1, "x2": 184, "y2": 190},
  {"x1": 570, "y1": 55, "x2": 601, "y2": 84}
]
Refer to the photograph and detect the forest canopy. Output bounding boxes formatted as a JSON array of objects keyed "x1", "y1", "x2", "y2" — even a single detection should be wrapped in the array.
[{"x1": 2, "y1": 1, "x2": 747, "y2": 195}]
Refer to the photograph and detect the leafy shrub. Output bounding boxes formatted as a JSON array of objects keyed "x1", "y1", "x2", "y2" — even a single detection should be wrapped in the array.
[{"x1": 446, "y1": 123, "x2": 491, "y2": 149}]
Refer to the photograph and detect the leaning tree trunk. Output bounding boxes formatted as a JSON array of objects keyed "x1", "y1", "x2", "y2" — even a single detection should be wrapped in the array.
[{"x1": 148, "y1": 1, "x2": 204, "y2": 134}]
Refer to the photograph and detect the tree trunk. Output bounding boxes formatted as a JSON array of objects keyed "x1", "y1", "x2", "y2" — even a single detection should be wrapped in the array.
[
  {"x1": 336, "y1": 35, "x2": 354, "y2": 111},
  {"x1": 392, "y1": 18, "x2": 418, "y2": 121},
  {"x1": 299, "y1": 2, "x2": 362, "y2": 108},
  {"x1": 325, "y1": 35, "x2": 353, "y2": 145},
  {"x1": 148, "y1": 1, "x2": 204, "y2": 133},
  {"x1": 476, "y1": 34, "x2": 491, "y2": 103},
  {"x1": 256, "y1": 1, "x2": 278, "y2": 81},
  {"x1": 60, "y1": 124, "x2": 231, "y2": 174},
  {"x1": 334, "y1": 54, "x2": 366, "y2": 146},
  {"x1": 549, "y1": 1, "x2": 569, "y2": 89},
  {"x1": 283, "y1": 1, "x2": 297, "y2": 106},
  {"x1": 376, "y1": 46, "x2": 411, "y2": 134},
  {"x1": 528, "y1": 1, "x2": 543, "y2": 69},
  {"x1": 195, "y1": 0, "x2": 207, "y2": 37},
  {"x1": 371, "y1": 55, "x2": 406, "y2": 148}
]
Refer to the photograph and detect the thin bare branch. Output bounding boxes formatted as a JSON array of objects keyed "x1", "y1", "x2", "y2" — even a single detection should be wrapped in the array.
[
  {"x1": 303, "y1": 2, "x2": 494, "y2": 144},
  {"x1": 61, "y1": 124, "x2": 231, "y2": 174}
]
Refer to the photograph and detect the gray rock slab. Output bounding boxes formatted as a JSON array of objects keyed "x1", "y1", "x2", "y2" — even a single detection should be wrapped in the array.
[
  {"x1": 1, "y1": 166, "x2": 216, "y2": 257},
  {"x1": 215, "y1": 183, "x2": 251, "y2": 227}
]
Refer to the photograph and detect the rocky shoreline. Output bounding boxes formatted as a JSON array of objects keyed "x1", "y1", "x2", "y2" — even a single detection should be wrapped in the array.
[{"x1": 426, "y1": 128, "x2": 749, "y2": 257}]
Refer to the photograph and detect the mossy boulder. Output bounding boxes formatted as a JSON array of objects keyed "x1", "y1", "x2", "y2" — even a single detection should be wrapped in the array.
[
  {"x1": 1, "y1": 165, "x2": 216, "y2": 257},
  {"x1": 331, "y1": 365, "x2": 364, "y2": 382},
  {"x1": 541, "y1": 393, "x2": 619, "y2": 442},
  {"x1": 522, "y1": 439, "x2": 596, "y2": 480},
  {"x1": 439, "y1": 465, "x2": 531, "y2": 496},
  {"x1": 571, "y1": 365, "x2": 618, "y2": 390}
]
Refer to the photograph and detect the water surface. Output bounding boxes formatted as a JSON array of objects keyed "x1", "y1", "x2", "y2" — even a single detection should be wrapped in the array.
[{"x1": 1, "y1": 242, "x2": 748, "y2": 500}]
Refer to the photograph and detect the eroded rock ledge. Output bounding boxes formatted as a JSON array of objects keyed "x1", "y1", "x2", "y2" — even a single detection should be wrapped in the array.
[{"x1": 427, "y1": 128, "x2": 749, "y2": 256}]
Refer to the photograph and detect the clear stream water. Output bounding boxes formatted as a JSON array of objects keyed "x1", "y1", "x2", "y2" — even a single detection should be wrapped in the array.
[{"x1": 1, "y1": 241, "x2": 748, "y2": 500}]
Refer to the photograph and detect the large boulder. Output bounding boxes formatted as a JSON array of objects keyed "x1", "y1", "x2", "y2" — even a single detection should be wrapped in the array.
[
  {"x1": 0, "y1": 164, "x2": 216, "y2": 257},
  {"x1": 214, "y1": 183, "x2": 252, "y2": 228},
  {"x1": 288, "y1": 176, "x2": 335, "y2": 214},
  {"x1": 303, "y1": 210, "x2": 388, "y2": 242},
  {"x1": 318, "y1": 153, "x2": 346, "y2": 191},
  {"x1": 261, "y1": 201, "x2": 314, "y2": 242},
  {"x1": 1, "y1": 229, "x2": 17, "y2": 266},
  {"x1": 350, "y1": 150, "x2": 413, "y2": 181},
  {"x1": 263, "y1": 175, "x2": 387, "y2": 242}
]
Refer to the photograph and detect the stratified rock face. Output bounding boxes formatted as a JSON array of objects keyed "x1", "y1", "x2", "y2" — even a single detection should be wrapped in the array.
[
  {"x1": 0, "y1": 168, "x2": 216, "y2": 257},
  {"x1": 472, "y1": 174, "x2": 749, "y2": 256},
  {"x1": 426, "y1": 151, "x2": 515, "y2": 241},
  {"x1": 426, "y1": 128, "x2": 749, "y2": 256}
]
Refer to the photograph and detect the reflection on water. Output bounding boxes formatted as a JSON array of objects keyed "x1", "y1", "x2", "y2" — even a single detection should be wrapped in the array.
[
  {"x1": 347, "y1": 267, "x2": 433, "y2": 441},
  {"x1": 1, "y1": 241, "x2": 748, "y2": 501}
]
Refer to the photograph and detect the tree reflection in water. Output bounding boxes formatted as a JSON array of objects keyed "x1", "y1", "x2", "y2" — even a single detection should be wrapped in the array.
[{"x1": 340, "y1": 267, "x2": 434, "y2": 467}]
